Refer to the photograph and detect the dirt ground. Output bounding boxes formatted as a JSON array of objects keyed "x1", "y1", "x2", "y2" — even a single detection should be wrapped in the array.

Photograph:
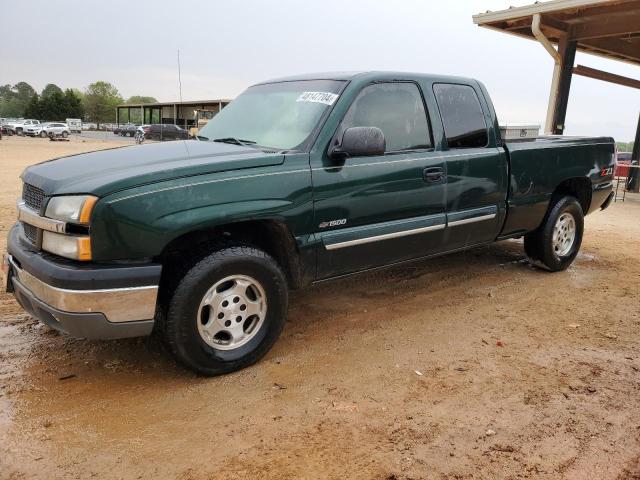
[{"x1": 1, "y1": 135, "x2": 639, "y2": 480}]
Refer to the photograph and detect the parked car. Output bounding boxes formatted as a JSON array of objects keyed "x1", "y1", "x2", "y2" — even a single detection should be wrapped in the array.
[
  {"x1": 119, "y1": 124, "x2": 139, "y2": 137},
  {"x1": 6, "y1": 119, "x2": 40, "y2": 135},
  {"x1": 66, "y1": 119, "x2": 82, "y2": 133},
  {"x1": 3, "y1": 71, "x2": 615, "y2": 376},
  {"x1": 44, "y1": 123, "x2": 70, "y2": 138},
  {"x1": 1, "y1": 124, "x2": 16, "y2": 136},
  {"x1": 24, "y1": 123, "x2": 48, "y2": 137},
  {"x1": 144, "y1": 124, "x2": 190, "y2": 141}
]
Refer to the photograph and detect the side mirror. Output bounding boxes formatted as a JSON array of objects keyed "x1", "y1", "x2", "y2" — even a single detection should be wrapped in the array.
[{"x1": 331, "y1": 126, "x2": 385, "y2": 159}]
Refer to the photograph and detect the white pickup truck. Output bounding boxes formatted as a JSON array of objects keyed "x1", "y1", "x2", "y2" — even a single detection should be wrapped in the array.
[{"x1": 8, "y1": 119, "x2": 40, "y2": 135}]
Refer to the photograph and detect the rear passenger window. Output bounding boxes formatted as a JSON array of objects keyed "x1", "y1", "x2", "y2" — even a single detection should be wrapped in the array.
[
  {"x1": 341, "y1": 82, "x2": 432, "y2": 152},
  {"x1": 433, "y1": 84, "x2": 488, "y2": 149}
]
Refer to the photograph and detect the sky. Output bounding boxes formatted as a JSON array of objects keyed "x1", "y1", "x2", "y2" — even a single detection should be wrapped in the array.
[{"x1": 1, "y1": 0, "x2": 638, "y2": 141}]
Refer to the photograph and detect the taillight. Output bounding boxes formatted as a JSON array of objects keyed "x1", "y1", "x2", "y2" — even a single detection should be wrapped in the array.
[{"x1": 144, "y1": 127, "x2": 150, "y2": 133}]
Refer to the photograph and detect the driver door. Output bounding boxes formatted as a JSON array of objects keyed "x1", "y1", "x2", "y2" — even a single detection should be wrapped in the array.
[{"x1": 311, "y1": 82, "x2": 447, "y2": 279}]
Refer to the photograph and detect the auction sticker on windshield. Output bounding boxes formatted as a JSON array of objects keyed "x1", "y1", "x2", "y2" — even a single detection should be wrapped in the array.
[{"x1": 296, "y1": 91, "x2": 339, "y2": 105}]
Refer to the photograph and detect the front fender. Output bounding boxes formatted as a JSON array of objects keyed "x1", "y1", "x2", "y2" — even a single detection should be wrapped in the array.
[{"x1": 90, "y1": 162, "x2": 313, "y2": 261}]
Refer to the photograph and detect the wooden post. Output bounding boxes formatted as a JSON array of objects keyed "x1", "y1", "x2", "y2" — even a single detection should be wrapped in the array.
[
  {"x1": 628, "y1": 113, "x2": 640, "y2": 192},
  {"x1": 552, "y1": 37, "x2": 577, "y2": 135}
]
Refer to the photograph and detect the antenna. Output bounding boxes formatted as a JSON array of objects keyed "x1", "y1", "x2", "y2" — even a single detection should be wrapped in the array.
[{"x1": 177, "y1": 49, "x2": 185, "y2": 130}]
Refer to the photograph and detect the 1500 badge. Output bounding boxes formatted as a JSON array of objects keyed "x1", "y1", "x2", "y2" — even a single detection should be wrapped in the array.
[{"x1": 319, "y1": 219, "x2": 347, "y2": 229}]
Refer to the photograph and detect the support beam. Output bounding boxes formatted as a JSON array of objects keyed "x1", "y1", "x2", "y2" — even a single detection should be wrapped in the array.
[
  {"x1": 628, "y1": 113, "x2": 640, "y2": 192},
  {"x1": 532, "y1": 14, "x2": 563, "y2": 134},
  {"x1": 570, "y1": 12, "x2": 640, "y2": 41},
  {"x1": 579, "y1": 37, "x2": 640, "y2": 64},
  {"x1": 573, "y1": 65, "x2": 640, "y2": 90},
  {"x1": 552, "y1": 37, "x2": 577, "y2": 135}
]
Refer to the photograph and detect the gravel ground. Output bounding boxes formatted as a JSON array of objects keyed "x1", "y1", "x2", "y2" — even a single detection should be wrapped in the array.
[{"x1": 1, "y1": 135, "x2": 639, "y2": 480}]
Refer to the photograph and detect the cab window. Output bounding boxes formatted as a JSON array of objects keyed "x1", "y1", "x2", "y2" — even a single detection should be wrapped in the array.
[
  {"x1": 340, "y1": 82, "x2": 432, "y2": 153},
  {"x1": 433, "y1": 83, "x2": 488, "y2": 149}
]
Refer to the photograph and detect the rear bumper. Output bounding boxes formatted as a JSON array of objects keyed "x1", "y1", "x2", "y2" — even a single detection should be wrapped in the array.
[
  {"x1": 600, "y1": 191, "x2": 614, "y2": 211},
  {"x1": 4, "y1": 224, "x2": 160, "y2": 339},
  {"x1": 590, "y1": 181, "x2": 614, "y2": 214}
]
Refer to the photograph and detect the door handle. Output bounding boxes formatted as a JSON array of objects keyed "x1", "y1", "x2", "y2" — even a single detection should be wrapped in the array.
[{"x1": 423, "y1": 167, "x2": 445, "y2": 183}]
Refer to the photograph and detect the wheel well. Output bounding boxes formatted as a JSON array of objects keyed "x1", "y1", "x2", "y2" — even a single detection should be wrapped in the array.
[
  {"x1": 157, "y1": 220, "x2": 304, "y2": 300},
  {"x1": 553, "y1": 177, "x2": 592, "y2": 214}
]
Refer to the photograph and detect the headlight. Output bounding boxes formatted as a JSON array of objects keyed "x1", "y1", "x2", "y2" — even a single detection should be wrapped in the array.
[
  {"x1": 45, "y1": 195, "x2": 98, "y2": 223},
  {"x1": 42, "y1": 232, "x2": 92, "y2": 261}
]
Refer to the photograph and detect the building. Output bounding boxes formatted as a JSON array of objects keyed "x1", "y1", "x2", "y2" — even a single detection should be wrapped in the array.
[
  {"x1": 115, "y1": 99, "x2": 232, "y2": 129},
  {"x1": 473, "y1": 0, "x2": 640, "y2": 190}
]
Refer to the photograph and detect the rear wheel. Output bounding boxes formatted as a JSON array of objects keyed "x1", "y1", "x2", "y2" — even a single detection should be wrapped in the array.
[
  {"x1": 39, "y1": 131, "x2": 47, "y2": 138},
  {"x1": 524, "y1": 195, "x2": 584, "y2": 271},
  {"x1": 162, "y1": 245, "x2": 288, "y2": 376}
]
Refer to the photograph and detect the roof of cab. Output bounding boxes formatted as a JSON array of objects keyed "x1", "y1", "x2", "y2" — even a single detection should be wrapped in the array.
[{"x1": 256, "y1": 71, "x2": 479, "y2": 86}]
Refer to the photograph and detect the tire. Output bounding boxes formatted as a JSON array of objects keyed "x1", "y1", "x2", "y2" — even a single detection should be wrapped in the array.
[
  {"x1": 524, "y1": 195, "x2": 584, "y2": 272},
  {"x1": 39, "y1": 131, "x2": 47, "y2": 138},
  {"x1": 62, "y1": 131, "x2": 68, "y2": 138},
  {"x1": 162, "y1": 245, "x2": 289, "y2": 376},
  {"x1": 16, "y1": 128, "x2": 23, "y2": 136}
]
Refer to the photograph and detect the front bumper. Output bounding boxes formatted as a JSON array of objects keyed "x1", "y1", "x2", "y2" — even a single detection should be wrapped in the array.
[{"x1": 4, "y1": 224, "x2": 161, "y2": 339}]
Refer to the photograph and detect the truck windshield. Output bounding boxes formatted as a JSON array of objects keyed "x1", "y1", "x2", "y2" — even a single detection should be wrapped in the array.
[{"x1": 198, "y1": 80, "x2": 346, "y2": 151}]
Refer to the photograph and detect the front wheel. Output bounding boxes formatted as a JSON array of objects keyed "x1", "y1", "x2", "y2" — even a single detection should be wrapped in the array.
[
  {"x1": 162, "y1": 246, "x2": 289, "y2": 376},
  {"x1": 62, "y1": 131, "x2": 69, "y2": 138},
  {"x1": 524, "y1": 196, "x2": 584, "y2": 271}
]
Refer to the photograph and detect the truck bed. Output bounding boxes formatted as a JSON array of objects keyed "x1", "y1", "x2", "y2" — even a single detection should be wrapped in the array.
[{"x1": 500, "y1": 135, "x2": 615, "y2": 237}]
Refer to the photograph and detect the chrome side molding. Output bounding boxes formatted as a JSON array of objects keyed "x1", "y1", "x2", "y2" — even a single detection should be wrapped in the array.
[
  {"x1": 324, "y1": 223, "x2": 445, "y2": 250},
  {"x1": 447, "y1": 213, "x2": 496, "y2": 227}
]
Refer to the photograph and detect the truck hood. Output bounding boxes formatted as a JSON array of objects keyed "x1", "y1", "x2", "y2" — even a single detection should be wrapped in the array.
[{"x1": 21, "y1": 140, "x2": 285, "y2": 197}]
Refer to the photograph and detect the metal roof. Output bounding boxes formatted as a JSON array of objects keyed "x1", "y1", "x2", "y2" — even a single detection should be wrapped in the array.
[
  {"x1": 473, "y1": 0, "x2": 640, "y2": 66},
  {"x1": 117, "y1": 99, "x2": 232, "y2": 108}
]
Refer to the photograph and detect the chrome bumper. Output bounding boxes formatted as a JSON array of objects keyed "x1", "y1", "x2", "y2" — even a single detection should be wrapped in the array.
[{"x1": 7, "y1": 255, "x2": 158, "y2": 323}]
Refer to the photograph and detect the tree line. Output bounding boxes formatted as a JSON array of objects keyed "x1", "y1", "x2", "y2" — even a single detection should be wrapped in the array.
[{"x1": 0, "y1": 81, "x2": 157, "y2": 125}]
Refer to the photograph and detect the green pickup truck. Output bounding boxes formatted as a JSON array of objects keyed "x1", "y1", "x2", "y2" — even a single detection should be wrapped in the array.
[{"x1": 3, "y1": 72, "x2": 615, "y2": 375}]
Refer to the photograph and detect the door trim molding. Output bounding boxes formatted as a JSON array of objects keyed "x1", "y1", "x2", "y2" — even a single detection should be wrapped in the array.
[
  {"x1": 448, "y1": 213, "x2": 496, "y2": 227},
  {"x1": 321, "y1": 213, "x2": 446, "y2": 251},
  {"x1": 324, "y1": 223, "x2": 445, "y2": 250}
]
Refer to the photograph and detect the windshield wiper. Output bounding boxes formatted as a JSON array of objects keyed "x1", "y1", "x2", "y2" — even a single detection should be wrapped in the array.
[
  {"x1": 213, "y1": 137, "x2": 257, "y2": 147},
  {"x1": 195, "y1": 135, "x2": 209, "y2": 141}
]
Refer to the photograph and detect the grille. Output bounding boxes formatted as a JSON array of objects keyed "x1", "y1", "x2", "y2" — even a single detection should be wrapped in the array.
[
  {"x1": 22, "y1": 222, "x2": 38, "y2": 245},
  {"x1": 22, "y1": 183, "x2": 45, "y2": 212}
]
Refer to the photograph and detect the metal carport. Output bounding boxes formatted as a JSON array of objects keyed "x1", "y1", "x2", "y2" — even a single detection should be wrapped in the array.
[{"x1": 473, "y1": 0, "x2": 639, "y2": 188}]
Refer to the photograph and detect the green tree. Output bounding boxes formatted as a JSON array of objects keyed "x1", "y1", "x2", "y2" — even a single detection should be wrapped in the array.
[
  {"x1": 62, "y1": 89, "x2": 83, "y2": 119},
  {"x1": 0, "y1": 81, "x2": 36, "y2": 117},
  {"x1": 126, "y1": 95, "x2": 158, "y2": 104},
  {"x1": 23, "y1": 93, "x2": 42, "y2": 119},
  {"x1": 39, "y1": 90, "x2": 66, "y2": 120},
  {"x1": 41, "y1": 83, "x2": 64, "y2": 99},
  {"x1": 83, "y1": 81, "x2": 123, "y2": 126}
]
